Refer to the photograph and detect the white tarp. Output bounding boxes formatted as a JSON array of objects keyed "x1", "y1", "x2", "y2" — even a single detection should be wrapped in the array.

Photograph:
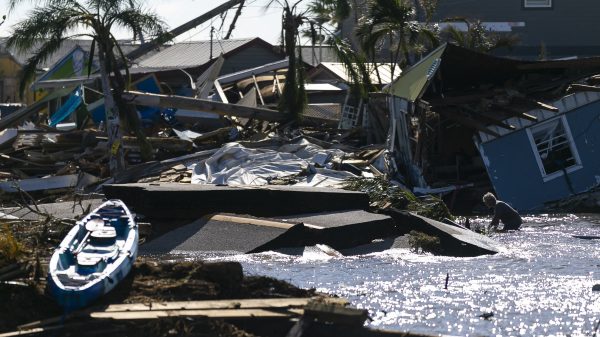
[{"x1": 191, "y1": 139, "x2": 354, "y2": 187}]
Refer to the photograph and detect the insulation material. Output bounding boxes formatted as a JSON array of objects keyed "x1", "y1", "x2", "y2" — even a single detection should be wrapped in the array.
[{"x1": 191, "y1": 139, "x2": 352, "y2": 186}]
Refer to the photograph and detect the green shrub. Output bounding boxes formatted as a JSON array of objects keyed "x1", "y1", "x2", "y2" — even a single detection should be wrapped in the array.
[
  {"x1": 408, "y1": 230, "x2": 441, "y2": 254},
  {"x1": 0, "y1": 224, "x2": 23, "y2": 266}
]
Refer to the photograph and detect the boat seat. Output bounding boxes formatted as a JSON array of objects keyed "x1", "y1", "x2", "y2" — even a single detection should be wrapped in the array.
[
  {"x1": 91, "y1": 226, "x2": 116, "y2": 239},
  {"x1": 89, "y1": 226, "x2": 117, "y2": 245},
  {"x1": 76, "y1": 254, "x2": 108, "y2": 275},
  {"x1": 77, "y1": 254, "x2": 103, "y2": 266}
]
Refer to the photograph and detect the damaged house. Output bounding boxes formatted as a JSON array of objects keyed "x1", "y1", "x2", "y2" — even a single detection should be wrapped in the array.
[{"x1": 380, "y1": 43, "x2": 600, "y2": 212}]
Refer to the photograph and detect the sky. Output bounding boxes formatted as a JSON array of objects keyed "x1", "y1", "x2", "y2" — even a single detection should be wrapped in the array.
[{"x1": 0, "y1": 0, "x2": 308, "y2": 44}]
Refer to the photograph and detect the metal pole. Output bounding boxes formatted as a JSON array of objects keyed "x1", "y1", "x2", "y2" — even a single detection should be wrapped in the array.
[{"x1": 210, "y1": 27, "x2": 215, "y2": 60}]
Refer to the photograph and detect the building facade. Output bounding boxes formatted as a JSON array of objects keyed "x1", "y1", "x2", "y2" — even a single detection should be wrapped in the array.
[
  {"x1": 476, "y1": 90, "x2": 600, "y2": 211},
  {"x1": 433, "y1": 0, "x2": 600, "y2": 59},
  {"x1": 342, "y1": 0, "x2": 600, "y2": 60}
]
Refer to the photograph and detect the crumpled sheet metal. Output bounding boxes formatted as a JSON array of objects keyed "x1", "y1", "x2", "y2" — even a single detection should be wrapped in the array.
[{"x1": 191, "y1": 140, "x2": 354, "y2": 187}]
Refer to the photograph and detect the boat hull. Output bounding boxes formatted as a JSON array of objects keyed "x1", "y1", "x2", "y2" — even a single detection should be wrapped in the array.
[{"x1": 47, "y1": 199, "x2": 138, "y2": 309}]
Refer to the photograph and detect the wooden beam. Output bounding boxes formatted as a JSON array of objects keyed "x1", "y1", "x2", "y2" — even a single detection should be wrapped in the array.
[
  {"x1": 122, "y1": 91, "x2": 289, "y2": 122},
  {"x1": 586, "y1": 75, "x2": 600, "y2": 86},
  {"x1": 490, "y1": 105, "x2": 538, "y2": 122},
  {"x1": 518, "y1": 112, "x2": 538, "y2": 122},
  {"x1": 568, "y1": 83, "x2": 600, "y2": 93},
  {"x1": 104, "y1": 297, "x2": 325, "y2": 312},
  {"x1": 531, "y1": 100, "x2": 559, "y2": 112},
  {"x1": 209, "y1": 214, "x2": 297, "y2": 230},
  {"x1": 90, "y1": 308, "x2": 294, "y2": 320}
]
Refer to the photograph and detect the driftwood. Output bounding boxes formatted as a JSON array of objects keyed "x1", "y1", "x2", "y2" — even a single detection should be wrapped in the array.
[{"x1": 10, "y1": 297, "x2": 349, "y2": 332}]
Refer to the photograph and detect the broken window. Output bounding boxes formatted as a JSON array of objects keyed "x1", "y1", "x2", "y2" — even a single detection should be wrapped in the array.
[
  {"x1": 528, "y1": 117, "x2": 580, "y2": 178},
  {"x1": 524, "y1": 0, "x2": 552, "y2": 8}
]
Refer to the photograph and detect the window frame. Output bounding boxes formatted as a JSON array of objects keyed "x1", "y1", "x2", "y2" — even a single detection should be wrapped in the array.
[
  {"x1": 523, "y1": 0, "x2": 553, "y2": 9},
  {"x1": 526, "y1": 115, "x2": 582, "y2": 182}
]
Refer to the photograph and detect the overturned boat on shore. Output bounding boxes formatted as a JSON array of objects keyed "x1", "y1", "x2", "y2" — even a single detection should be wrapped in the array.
[{"x1": 47, "y1": 199, "x2": 138, "y2": 309}]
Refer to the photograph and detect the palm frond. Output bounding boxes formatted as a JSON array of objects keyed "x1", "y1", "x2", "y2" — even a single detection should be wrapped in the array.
[
  {"x1": 110, "y1": 8, "x2": 167, "y2": 39},
  {"x1": 330, "y1": 36, "x2": 375, "y2": 99},
  {"x1": 87, "y1": 38, "x2": 96, "y2": 77},
  {"x1": 6, "y1": 5, "x2": 83, "y2": 53},
  {"x1": 9, "y1": 0, "x2": 81, "y2": 12},
  {"x1": 442, "y1": 25, "x2": 466, "y2": 47}
]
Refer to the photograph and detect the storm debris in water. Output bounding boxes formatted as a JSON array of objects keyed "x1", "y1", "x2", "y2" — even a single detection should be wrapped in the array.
[
  {"x1": 342, "y1": 177, "x2": 454, "y2": 221},
  {"x1": 408, "y1": 230, "x2": 441, "y2": 254}
]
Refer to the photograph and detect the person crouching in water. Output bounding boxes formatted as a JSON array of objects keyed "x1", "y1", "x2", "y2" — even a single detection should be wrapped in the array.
[{"x1": 482, "y1": 192, "x2": 522, "y2": 231}]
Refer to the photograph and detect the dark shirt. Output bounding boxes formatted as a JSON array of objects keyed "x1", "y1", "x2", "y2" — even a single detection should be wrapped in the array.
[{"x1": 491, "y1": 201, "x2": 522, "y2": 230}]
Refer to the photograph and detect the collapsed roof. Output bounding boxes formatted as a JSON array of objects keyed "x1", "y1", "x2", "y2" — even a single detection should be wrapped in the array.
[{"x1": 388, "y1": 43, "x2": 600, "y2": 136}]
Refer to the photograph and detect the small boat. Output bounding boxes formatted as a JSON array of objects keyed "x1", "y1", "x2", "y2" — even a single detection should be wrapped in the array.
[{"x1": 47, "y1": 199, "x2": 138, "y2": 309}]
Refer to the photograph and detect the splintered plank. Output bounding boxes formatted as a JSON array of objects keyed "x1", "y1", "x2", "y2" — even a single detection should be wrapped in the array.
[
  {"x1": 103, "y1": 297, "x2": 315, "y2": 312},
  {"x1": 209, "y1": 214, "x2": 297, "y2": 230},
  {"x1": 90, "y1": 308, "x2": 293, "y2": 320}
]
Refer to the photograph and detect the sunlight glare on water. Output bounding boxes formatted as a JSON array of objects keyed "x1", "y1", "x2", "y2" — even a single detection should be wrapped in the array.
[{"x1": 200, "y1": 214, "x2": 600, "y2": 337}]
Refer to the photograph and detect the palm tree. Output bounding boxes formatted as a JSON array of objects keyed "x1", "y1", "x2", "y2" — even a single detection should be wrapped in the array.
[
  {"x1": 262, "y1": 0, "x2": 309, "y2": 123},
  {"x1": 356, "y1": 0, "x2": 438, "y2": 76},
  {"x1": 440, "y1": 18, "x2": 519, "y2": 53},
  {"x1": 7, "y1": 0, "x2": 166, "y2": 175},
  {"x1": 307, "y1": 0, "x2": 351, "y2": 32}
]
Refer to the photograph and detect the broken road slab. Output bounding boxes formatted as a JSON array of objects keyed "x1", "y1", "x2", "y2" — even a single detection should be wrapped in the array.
[
  {"x1": 276, "y1": 210, "x2": 398, "y2": 250},
  {"x1": 383, "y1": 209, "x2": 503, "y2": 256},
  {"x1": 103, "y1": 183, "x2": 370, "y2": 220},
  {"x1": 140, "y1": 213, "x2": 306, "y2": 255}
]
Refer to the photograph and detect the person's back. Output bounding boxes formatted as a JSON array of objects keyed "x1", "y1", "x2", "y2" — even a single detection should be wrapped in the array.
[
  {"x1": 482, "y1": 192, "x2": 522, "y2": 231},
  {"x1": 493, "y1": 200, "x2": 522, "y2": 230}
]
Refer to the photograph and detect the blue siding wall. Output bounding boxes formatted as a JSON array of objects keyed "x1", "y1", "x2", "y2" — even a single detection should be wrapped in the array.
[{"x1": 480, "y1": 101, "x2": 600, "y2": 211}]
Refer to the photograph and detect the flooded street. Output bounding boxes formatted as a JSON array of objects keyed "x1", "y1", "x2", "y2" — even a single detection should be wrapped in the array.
[{"x1": 198, "y1": 214, "x2": 600, "y2": 336}]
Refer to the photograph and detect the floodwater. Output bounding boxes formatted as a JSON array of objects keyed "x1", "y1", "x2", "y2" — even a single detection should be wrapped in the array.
[{"x1": 195, "y1": 214, "x2": 600, "y2": 337}]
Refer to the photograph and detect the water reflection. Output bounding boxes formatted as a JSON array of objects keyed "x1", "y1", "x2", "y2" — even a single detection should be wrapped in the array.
[{"x1": 181, "y1": 214, "x2": 600, "y2": 336}]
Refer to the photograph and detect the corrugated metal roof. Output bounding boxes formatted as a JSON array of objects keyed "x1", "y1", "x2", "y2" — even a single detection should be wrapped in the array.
[
  {"x1": 136, "y1": 38, "x2": 258, "y2": 69},
  {"x1": 318, "y1": 62, "x2": 402, "y2": 85}
]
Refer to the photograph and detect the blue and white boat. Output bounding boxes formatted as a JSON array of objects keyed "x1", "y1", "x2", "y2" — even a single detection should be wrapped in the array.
[{"x1": 47, "y1": 199, "x2": 138, "y2": 309}]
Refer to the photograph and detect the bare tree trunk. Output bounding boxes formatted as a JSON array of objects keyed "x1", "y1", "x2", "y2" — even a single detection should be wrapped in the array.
[{"x1": 98, "y1": 49, "x2": 125, "y2": 175}]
